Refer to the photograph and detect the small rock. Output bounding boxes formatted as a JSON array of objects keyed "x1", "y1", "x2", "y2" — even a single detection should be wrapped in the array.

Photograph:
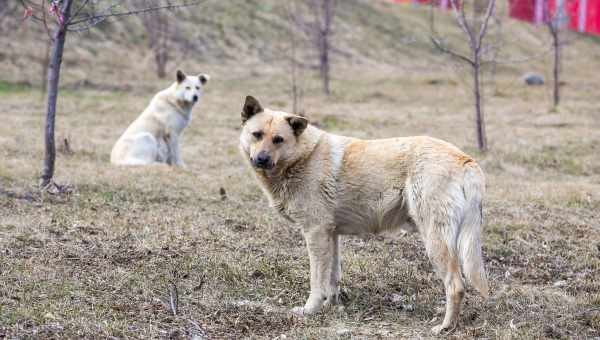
[
  {"x1": 553, "y1": 280, "x2": 567, "y2": 287},
  {"x1": 389, "y1": 293, "x2": 403, "y2": 304},
  {"x1": 336, "y1": 328, "x2": 351, "y2": 337},
  {"x1": 251, "y1": 270, "x2": 265, "y2": 279},
  {"x1": 219, "y1": 187, "x2": 227, "y2": 200},
  {"x1": 524, "y1": 72, "x2": 544, "y2": 85}
]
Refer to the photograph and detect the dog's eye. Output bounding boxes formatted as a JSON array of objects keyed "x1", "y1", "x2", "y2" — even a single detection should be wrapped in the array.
[
  {"x1": 272, "y1": 136, "x2": 284, "y2": 144},
  {"x1": 195, "y1": 86, "x2": 200, "y2": 90},
  {"x1": 252, "y1": 131, "x2": 263, "y2": 140},
  {"x1": 186, "y1": 86, "x2": 191, "y2": 90}
]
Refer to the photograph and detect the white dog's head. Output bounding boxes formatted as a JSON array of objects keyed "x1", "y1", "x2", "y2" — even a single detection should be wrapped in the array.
[{"x1": 174, "y1": 70, "x2": 209, "y2": 105}]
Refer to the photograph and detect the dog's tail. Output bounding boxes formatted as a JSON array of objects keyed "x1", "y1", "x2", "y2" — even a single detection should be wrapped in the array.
[{"x1": 457, "y1": 164, "x2": 489, "y2": 298}]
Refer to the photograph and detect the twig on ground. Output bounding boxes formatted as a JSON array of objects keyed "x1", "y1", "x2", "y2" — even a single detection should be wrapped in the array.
[{"x1": 169, "y1": 282, "x2": 178, "y2": 316}]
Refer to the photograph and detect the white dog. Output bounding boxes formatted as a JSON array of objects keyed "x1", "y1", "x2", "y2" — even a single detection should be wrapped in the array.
[{"x1": 110, "y1": 70, "x2": 209, "y2": 167}]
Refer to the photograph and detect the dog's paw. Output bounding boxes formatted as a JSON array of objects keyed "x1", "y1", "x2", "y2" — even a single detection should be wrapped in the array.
[
  {"x1": 431, "y1": 324, "x2": 445, "y2": 335},
  {"x1": 431, "y1": 323, "x2": 455, "y2": 335},
  {"x1": 290, "y1": 306, "x2": 306, "y2": 316}
]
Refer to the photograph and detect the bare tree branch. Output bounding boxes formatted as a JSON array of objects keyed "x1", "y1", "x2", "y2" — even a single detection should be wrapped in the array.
[
  {"x1": 433, "y1": 0, "x2": 497, "y2": 152},
  {"x1": 450, "y1": 0, "x2": 475, "y2": 49},
  {"x1": 67, "y1": 0, "x2": 91, "y2": 25},
  {"x1": 431, "y1": 37, "x2": 474, "y2": 65},
  {"x1": 289, "y1": 0, "x2": 336, "y2": 95},
  {"x1": 476, "y1": 0, "x2": 496, "y2": 51},
  {"x1": 68, "y1": 1, "x2": 203, "y2": 26}
]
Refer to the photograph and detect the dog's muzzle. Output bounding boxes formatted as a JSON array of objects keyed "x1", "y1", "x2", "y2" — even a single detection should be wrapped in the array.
[
  {"x1": 252, "y1": 151, "x2": 273, "y2": 170},
  {"x1": 192, "y1": 95, "x2": 199, "y2": 102}
]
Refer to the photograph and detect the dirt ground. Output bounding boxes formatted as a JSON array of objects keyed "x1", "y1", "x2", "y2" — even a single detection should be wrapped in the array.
[
  {"x1": 1, "y1": 1, "x2": 600, "y2": 336},
  {"x1": 1, "y1": 59, "x2": 599, "y2": 339}
]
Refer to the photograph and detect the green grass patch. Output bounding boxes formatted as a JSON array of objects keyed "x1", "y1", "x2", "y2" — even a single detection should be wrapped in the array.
[
  {"x1": 318, "y1": 115, "x2": 353, "y2": 131},
  {"x1": 0, "y1": 81, "x2": 31, "y2": 94},
  {"x1": 503, "y1": 145, "x2": 586, "y2": 176}
]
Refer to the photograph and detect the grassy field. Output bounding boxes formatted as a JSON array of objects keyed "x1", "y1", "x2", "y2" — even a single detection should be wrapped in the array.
[{"x1": 2, "y1": 1, "x2": 600, "y2": 339}]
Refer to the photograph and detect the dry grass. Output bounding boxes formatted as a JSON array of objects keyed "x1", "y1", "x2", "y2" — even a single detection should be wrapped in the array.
[{"x1": 2, "y1": 2, "x2": 600, "y2": 339}]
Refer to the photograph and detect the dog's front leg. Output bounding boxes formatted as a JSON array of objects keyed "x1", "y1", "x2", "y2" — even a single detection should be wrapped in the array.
[
  {"x1": 293, "y1": 226, "x2": 341, "y2": 315},
  {"x1": 167, "y1": 134, "x2": 186, "y2": 168}
]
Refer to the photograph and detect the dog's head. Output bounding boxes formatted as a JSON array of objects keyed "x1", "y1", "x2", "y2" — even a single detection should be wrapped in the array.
[
  {"x1": 239, "y1": 96, "x2": 308, "y2": 172},
  {"x1": 174, "y1": 70, "x2": 209, "y2": 105}
]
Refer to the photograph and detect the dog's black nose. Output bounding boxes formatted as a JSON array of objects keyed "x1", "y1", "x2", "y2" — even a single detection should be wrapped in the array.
[
  {"x1": 254, "y1": 151, "x2": 272, "y2": 169},
  {"x1": 193, "y1": 95, "x2": 198, "y2": 102}
]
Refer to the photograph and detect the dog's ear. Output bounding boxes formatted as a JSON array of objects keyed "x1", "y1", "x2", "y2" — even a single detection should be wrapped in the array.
[
  {"x1": 285, "y1": 115, "x2": 308, "y2": 137},
  {"x1": 176, "y1": 70, "x2": 186, "y2": 83},
  {"x1": 242, "y1": 96, "x2": 263, "y2": 123},
  {"x1": 199, "y1": 74, "x2": 210, "y2": 85}
]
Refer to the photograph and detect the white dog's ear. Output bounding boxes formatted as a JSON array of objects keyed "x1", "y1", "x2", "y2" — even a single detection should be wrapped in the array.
[
  {"x1": 242, "y1": 95, "x2": 263, "y2": 124},
  {"x1": 176, "y1": 70, "x2": 186, "y2": 83},
  {"x1": 199, "y1": 74, "x2": 210, "y2": 85},
  {"x1": 285, "y1": 115, "x2": 308, "y2": 137}
]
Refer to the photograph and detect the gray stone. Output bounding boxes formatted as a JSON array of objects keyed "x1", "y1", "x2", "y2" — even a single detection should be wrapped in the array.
[{"x1": 524, "y1": 72, "x2": 545, "y2": 85}]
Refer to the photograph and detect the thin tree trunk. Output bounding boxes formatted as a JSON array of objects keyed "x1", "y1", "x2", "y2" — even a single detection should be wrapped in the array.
[
  {"x1": 320, "y1": 36, "x2": 330, "y2": 95},
  {"x1": 320, "y1": 0, "x2": 332, "y2": 95},
  {"x1": 473, "y1": 57, "x2": 487, "y2": 152},
  {"x1": 40, "y1": 0, "x2": 73, "y2": 188},
  {"x1": 429, "y1": 0, "x2": 435, "y2": 33},
  {"x1": 291, "y1": 25, "x2": 300, "y2": 113},
  {"x1": 156, "y1": 13, "x2": 168, "y2": 79},
  {"x1": 552, "y1": 30, "x2": 560, "y2": 107}
]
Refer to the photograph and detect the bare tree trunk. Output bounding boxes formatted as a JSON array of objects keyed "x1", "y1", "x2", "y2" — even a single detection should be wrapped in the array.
[
  {"x1": 552, "y1": 29, "x2": 560, "y2": 107},
  {"x1": 473, "y1": 58, "x2": 487, "y2": 151},
  {"x1": 291, "y1": 24, "x2": 302, "y2": 113},
  {"x1": 544, "y1": 0, "x2": 561, "y2": 107},
  {"x1": 429, "y1": 0, "x2": 436, "y2": 33},
  {"x1": 285, "y1": 1, "x2": 304, "y2": 113},
  {"x1": 142, "y1": 11, "x2": 170, "y2": 79},
  {"x1": 319, "y1": 34, "x2": 330, "y2": 95},
  {"x1": 40, "y1": 0, "x2": 73, "y2": 188},
  {"x1": 292, "y1": 0, "x2": 336, "y2": 96},
  {"x1": 319, "y1": 0, "x2": 333, "y2": 95},
  {"x1": 156, "y1": 13, "x2": 169, "y2": 78}
]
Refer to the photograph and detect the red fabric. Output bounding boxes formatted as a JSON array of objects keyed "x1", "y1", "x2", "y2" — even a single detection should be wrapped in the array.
[
  {"x1": 580, "y1": 0, "x2": 600, "y2": 34},
  {"x1": 509, "y1": 0, "x2": 536, "y2": 21},
  {"x1": 589, "y1": 0, "x2": 600, "y2": 34},
  {"x1": 508, "y1": 0, "x2": 600, "y2": 35},
  {"x1": 389, "y1": 0, "x2": 599, "y2": 35}
]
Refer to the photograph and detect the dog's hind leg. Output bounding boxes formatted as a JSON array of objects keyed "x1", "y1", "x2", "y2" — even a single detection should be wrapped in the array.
[
  {"x1": 293, "y1": 226, "x2": 341, "y2": 315},
  {"x1": 425, "y1": 230, "x2": 465, "y2": 334},
  {"x1": 407, "y1": 179, "x2": 467, "y2": 334}
]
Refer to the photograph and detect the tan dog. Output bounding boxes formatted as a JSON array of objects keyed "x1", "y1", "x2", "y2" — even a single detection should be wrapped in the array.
[
  {"x1": 111, "y1": 70, "x2": 209, "y2": 167},
  {"x1": 238, "y1": 96, "x2": 489, "y2": 334}
]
